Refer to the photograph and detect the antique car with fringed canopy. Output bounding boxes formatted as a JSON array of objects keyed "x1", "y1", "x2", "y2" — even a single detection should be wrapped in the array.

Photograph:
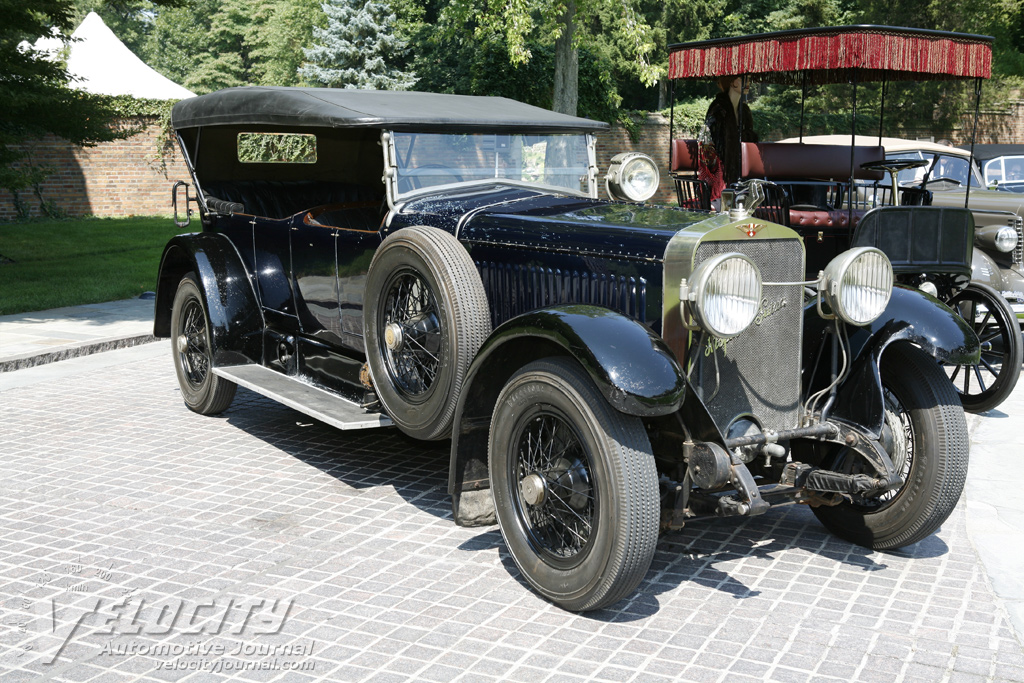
[
  {"x1": 666, "y1": 25, "x2": 1020, "y2": 414},
  {"x1": 155, "y1": 86, "x2": 978, "y2": 611}
]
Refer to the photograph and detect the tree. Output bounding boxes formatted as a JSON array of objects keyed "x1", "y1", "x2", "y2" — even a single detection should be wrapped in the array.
[
  {"x1": 188, "y1": 0, "x2": 253, "y2": 92},
  {"x1": 441, "y1": 0, "x2": 658, "y2": 116},
  {"x1": 409, "y1": 30, "x2": 620, "y2": 122},
  {"x1": 0, "y1": 0, "x2": 124, "y2": 214},
  {"x1": 299, "y1": 0, "x2": 416, "y2": 90},
  {"x1": 142, "y1": 0, "x2": 220, "y2": 93},
  {"x1": 247, "y1": 0, "x2": 325, "y2": 86}
]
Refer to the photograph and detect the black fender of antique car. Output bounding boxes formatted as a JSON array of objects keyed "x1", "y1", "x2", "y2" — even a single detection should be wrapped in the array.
[
  {"x1": 153, "y1": 232, "x2": 264, "y2": 366},
  {"x1": 447, "y1": 304, "x2": 686, "y2": 525},
  {"x1": 804, "y1": 285, "x2": 980, "y2": 438}
]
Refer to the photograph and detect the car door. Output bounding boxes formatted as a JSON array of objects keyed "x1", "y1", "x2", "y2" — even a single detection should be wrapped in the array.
[
  {"x1": 253, "y1": 216, "x2": 299, "y2": 329},
  {"x1": 291, "y1": 205, "x2": 383, "y2": 354}
]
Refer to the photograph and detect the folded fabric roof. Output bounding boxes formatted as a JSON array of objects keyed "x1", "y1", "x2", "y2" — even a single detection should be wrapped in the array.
[{"x1": 172, "y1": 87, "x2": 609, "y2": 133}]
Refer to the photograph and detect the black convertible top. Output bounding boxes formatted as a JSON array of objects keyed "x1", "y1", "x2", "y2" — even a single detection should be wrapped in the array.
[
  {"x1": 957, "y1": 144, "x2": 1024, "y2": 162},
  {"x1": 171, "y1": 86, "x2": 609, "y2": 133}
]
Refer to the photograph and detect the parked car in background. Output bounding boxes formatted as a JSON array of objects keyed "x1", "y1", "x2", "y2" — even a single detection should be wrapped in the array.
[
  {"x1": 785, "y1": 136, "x2": 1024, "y2": 325},
  {"x1": 156, "y1": 86, "x2": 977, "y2": 611},
  {"x1": 965, "y1": 144, "x2": 1024, "y2": 194}
]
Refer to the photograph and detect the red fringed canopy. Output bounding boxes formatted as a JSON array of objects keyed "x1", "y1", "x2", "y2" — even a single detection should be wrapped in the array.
[{"x1": 668, "y1": 25, "x2": 992, "y2": 84}]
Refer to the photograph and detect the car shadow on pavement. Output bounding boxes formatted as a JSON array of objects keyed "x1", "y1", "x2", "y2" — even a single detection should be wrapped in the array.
[
  {"x1": 222, "y1": 388, "x2": 456, "y2": 518},
  {"x1": 220, "y1": 388, "x2": 951, "y2": 620},
  {"x1": 454, "y1": 500, "x2": 950, "y2": 621}
]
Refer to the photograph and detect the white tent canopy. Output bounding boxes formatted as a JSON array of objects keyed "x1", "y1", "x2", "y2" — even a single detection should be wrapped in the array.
[{"x1": 31, "y1": 12, "x2": 195, "y2": 100}]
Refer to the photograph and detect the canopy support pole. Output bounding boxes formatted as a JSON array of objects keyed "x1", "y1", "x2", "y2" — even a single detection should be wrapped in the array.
[
  {"x1": 878, "y1": 74, "x2": 887, "y2": 144},
  {"x1": 799, "y1": 72, "x2": 807, "y2": 142},
  {"x1": 966, "y1": 76, "x2": 982, "y2": 207},
  {"x1": 669, "y1": 80, "x2": 676, "y2": 173},
  {"x1": 738, "y1": 74, "x2": 748, "y2": 179},
  {"x1": 849, "y1": 69, "x2": 858, "y2": 227}
]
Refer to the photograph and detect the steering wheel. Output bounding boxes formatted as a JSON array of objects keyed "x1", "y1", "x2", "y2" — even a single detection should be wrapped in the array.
[
  {"x1": 861, "y1": 158, "x2": 929, "y2": 175},
  {"x1": 861, "y1": 159, "x2": 929, "y2": 206}
]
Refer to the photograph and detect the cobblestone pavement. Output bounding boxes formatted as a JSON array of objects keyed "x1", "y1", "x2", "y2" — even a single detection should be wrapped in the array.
[{"x1": 1, "y1": 344, "x2": 1022, "y2": 683}]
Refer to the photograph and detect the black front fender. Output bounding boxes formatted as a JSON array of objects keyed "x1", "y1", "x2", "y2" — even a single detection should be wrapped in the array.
[
  {"x1": 805, "y1": 285, "x2": 979, "y2": 437},
  {"x1": 447, "y1": 305, "x2": 685, "y2": 524},
  {"x1": 154, "y1": 232, "x2": 264, "y2": 366}
]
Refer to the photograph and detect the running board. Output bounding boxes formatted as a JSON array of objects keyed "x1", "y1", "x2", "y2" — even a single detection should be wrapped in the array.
[{"x1": 213, "y1": 364, "x2": 392, "y2": 430}]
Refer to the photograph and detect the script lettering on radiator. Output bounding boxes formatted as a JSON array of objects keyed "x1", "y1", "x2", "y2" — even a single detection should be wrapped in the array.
[{"x1": 754, "y1": 297, "x2": 787, "y2": 326}]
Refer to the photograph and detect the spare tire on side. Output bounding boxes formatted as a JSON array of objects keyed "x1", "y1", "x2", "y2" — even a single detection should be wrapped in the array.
[{"x1": 364, "y1": 226, "x2": 491, "y2": 440}]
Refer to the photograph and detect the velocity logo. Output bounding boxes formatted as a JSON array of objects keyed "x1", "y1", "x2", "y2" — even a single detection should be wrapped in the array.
[{"x1": 39, "y1": 596, "x2": 293, "y2": 664}]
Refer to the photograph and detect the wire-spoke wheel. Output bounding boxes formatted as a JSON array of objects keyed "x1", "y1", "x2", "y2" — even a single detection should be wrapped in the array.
[
  {"x1": 813, "y1": 343, "x2": 968, "y2": 550},
  {"x1": 490, "y1": 358, "x2": 658, "y2": 611},
  {"x1": 514, "y1": 410, "x2": 596, "y2": 565},
  {"x1": 944, "y1": 282, "x2": 1021, "y2": 413},
  {"x1": 365, "y1": 226, "x2": 490, "y2": 440},
  {"x1": 170, "y1": 275, "x2": 236, "y2": 415},
  {"x1": 380, "y1": 270, "x2": 442, "y2": 396}
]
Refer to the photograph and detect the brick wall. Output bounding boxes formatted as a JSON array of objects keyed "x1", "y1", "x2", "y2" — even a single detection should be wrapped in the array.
[
  {"x1": 0, "y1": 118, "x2": 188, "y2": 221},
  {"x1": 964, "y1": 100, "x2": 1024, "y2": 145},
  {"x1": 3, "y1": 103, "x2": 1021, "y2": 220}
]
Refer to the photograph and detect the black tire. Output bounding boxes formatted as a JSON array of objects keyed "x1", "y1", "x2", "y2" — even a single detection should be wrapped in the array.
[
  {"x1": 170, "y1": 275, "x2": 236, "y2": 415},
  {"x1": 364, "y1": 226, "x2": 490, "y2": 440},
  {"x1": 813, "y1": 343, "x2": 968, "y2": 550},
  {"x1": 944, "y1": 282, "x2": 1022, "y2": 413},
  {"x1": 489, "y1": 358, "x2": 659, "y2": 611}
]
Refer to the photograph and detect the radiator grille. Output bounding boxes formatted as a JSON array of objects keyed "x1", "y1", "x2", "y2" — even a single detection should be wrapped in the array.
[
  {"x1": 475, "y1": 261, "x2": 646, "y2": 329},
  {"x1": 1014, "y1": 215, "x2": 1023, "y2": 267},
  {"x1": 693, "y1": 238, "x2": 804, "y2": 431}
]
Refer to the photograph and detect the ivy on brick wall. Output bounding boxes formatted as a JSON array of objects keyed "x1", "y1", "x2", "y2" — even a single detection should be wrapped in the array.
[
  {"x1": 103, "y1": 96, "x2": 178, "y2": 120},
  {"x1": 101, "y1": 96, "x2": 180, "y2": 171}
]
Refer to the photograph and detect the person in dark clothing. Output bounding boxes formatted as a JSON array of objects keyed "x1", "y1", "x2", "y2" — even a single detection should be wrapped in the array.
[{"x1": 701, "y1": 75, "x2": 758, "y2": 189}]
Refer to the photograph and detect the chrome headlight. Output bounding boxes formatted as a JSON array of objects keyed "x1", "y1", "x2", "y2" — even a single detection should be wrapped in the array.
[
  {"x1": 605, "y1": 152, "x2": 659, "y2": 202},
  {"x1": 820, "y1": 247, "x2": 893, "y2": 325},
  {"x1": 995, "y1": 226, "x2": 1018, "y2": 253},
  {"x1": 680, "y1": 253, "x2": 763, "y2": 338}
]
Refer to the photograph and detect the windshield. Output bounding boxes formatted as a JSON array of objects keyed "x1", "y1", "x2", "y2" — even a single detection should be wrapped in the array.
[
  {"x1": 390, "y1": 132, "x2": 594, "y2": 197},
  {"x1": 982, "y1": 155, "x2": 1024, "y2": 186},
  {"x1": 888, "y1": 151, "x2": 984, "y2": 188}
]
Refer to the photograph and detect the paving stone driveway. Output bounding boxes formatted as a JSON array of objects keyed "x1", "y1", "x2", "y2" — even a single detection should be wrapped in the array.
[{"x1": 1, "y1": 345, "x2": 1022, "y2": 682}]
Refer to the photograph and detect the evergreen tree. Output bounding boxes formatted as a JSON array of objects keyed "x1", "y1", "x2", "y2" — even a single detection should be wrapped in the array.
[{"x1": 299, "y1": 0, "x2": 416, "y2": 90}]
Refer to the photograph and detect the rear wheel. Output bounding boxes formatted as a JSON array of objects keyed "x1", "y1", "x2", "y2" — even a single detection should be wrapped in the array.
[
  {"x1": 489, "y1": 358, "x2": 659, "y2": 611},
  {"x1": 813, "y1": 344, "x2": 968, "y2": 550},
  {"x1": 171, "y1": 275, "x2": 236, "y2": 415},
  {"x1": 944, "y1": 282, "x2": 1022, "y2": 413}
]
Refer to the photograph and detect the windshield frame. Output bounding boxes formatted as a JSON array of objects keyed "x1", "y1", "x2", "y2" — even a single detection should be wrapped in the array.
[{"x1": 381, "y1": 130, "x2": 599, "y2": 210}]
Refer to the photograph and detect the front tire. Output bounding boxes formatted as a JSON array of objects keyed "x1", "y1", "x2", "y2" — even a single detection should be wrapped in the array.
[
  {"x1": 944, "y1": 282, "x2": 1022, "y2": 413},
  {"x1": 170, "y1": 275, "x2": 236, "y2": 415},
  {"x1": 813, "y1": 343, "x2": 968, "y2": 550},
  {"x1": 489, "y1": 358, "x2": 659, "y2": 611}
]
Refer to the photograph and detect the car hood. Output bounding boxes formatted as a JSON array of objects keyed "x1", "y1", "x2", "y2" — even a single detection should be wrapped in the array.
[
  {"x1": 929, "y1": 186, "x2": 1024, "y2": 217},
  {"x1": 407, "y1": 187, "x2": 721, "y2": 263}
]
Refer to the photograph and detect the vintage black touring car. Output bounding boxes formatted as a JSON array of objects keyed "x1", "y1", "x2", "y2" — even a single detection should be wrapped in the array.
[{"x1": 156, "y1": 86, "x2": 978, "y2": 611}]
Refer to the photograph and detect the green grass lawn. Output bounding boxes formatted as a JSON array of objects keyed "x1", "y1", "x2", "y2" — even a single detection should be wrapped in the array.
[{"x1": 0, "y1": 217, "x2": 184, "y2": 315}]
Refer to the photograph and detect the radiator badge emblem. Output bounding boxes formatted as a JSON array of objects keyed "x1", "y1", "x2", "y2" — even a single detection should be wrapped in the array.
[
  {"x1": 754, "y1": 296, "x2": 787, "y2": 326},
  {"x1": 740, "y1": 222, "x2": 763, "y2": 237}
]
